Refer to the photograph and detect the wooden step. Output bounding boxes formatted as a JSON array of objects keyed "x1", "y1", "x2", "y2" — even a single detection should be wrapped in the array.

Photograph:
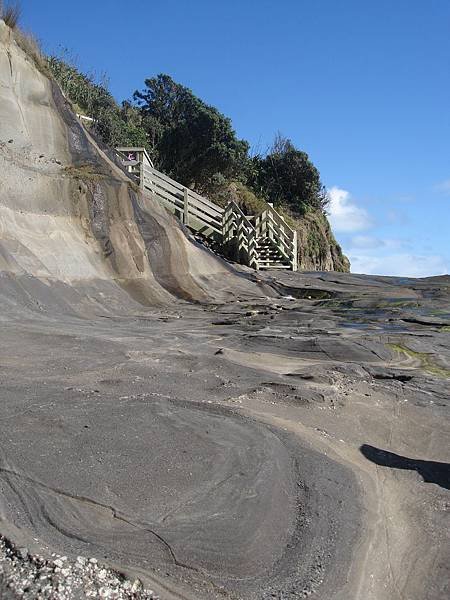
[
  {"x1": 257, "y1": 258, "x2": 290, "y2": 265},
  {"x1": 258, "y1": 264, "x2": 291, "y2": 270}
]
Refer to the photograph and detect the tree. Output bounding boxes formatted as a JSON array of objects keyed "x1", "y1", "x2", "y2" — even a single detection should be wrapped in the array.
[
  {"x1": 250, "y1": 133, "x2": 328, "y2": 215},
  {"x1": 133, "y1": 74, "x2": 249, "y2": 192}
]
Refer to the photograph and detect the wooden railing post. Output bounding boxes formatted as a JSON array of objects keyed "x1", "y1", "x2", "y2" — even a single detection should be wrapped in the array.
[
  {"x1": 183, "y1": 188, "x2": 189, "y2": 226},
  {"x1": 292, "y1": 230, "x2": 298, "y2": 271},
  {"x1": 140, "y1": 161, "x2": 144, "y2": 189}
]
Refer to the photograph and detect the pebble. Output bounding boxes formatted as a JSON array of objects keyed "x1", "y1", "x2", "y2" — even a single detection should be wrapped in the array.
[{"x1": 0, "y1": 536, "x2": 159, "y2": 599}]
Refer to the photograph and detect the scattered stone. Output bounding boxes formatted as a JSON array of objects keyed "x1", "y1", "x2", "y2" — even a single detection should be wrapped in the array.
[
  {"x1": 0, "y1": 536, "x2": 159, "y2": 599},
  {"x1": 131, "y1": 579, "x2": 143, "y2": 593},
  {"x1": 54, "y1": 558, "x2": 65, "y2": 567}
]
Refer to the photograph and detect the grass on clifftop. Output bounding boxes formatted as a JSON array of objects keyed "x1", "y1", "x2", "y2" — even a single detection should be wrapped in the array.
[
  {"x1": 0, "y1": 1, "x2": 20, "y2": 29},
  {"x1": 1, "y1": 2, "x2": 50, "y2": 76}
]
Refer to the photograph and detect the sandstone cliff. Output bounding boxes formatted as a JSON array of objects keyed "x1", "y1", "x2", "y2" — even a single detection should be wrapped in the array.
[{"x1": 295, "y1": 209, "x2": 350, "y2": 272}]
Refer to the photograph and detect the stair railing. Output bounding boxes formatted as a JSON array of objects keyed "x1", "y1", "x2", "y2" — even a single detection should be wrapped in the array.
[
  {"x1": 255, "y1": 205, "x2": 298, "y2": 271},
  {"x1": 117, "y1": 148, "x2": 224, "y2": 243},
  {"x1": 141, "y1": 164, "x2": 224, "y2": 238},
  {"x1": 116, "y1": 147, "x2": 155, "y2": 185},
  {"x1": 115, "y1": 147, "x2": 298, "y2": 271},
  {"x1": 222, "y1": 202, "x2": 258, "y2": 269}
]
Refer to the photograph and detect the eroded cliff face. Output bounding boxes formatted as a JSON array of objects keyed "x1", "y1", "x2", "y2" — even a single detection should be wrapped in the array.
[
  {"x1": 0, "y1": 20, "x2": 265, "y2": 316},
  {"x1": 296, "y1": 209, "x2": 350, "y2": 272}
]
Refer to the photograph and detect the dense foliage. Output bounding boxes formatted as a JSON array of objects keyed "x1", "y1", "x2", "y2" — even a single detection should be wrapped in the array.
[
  {"x1": 47, "y1": 59, "x2": 328, "y2": 214},
  {"x1": 250, "y1": 135, "x2": 328, "y2": 214},
  {"x1": 133, "y1": 75, "x2": 249, "y2": 192}
]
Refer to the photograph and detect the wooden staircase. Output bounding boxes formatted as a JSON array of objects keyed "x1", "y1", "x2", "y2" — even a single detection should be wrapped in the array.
[
  {"x1": 255, "y1": 237, "x2": 291, "y2": 270},
  {"x1": 116, "y1": 147, "x2": 298, "y2": 271}
]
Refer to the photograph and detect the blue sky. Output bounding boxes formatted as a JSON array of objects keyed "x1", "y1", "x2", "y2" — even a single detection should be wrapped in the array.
[{"x1": 20, "y1": 0, "x2": 449, "y2": 276}]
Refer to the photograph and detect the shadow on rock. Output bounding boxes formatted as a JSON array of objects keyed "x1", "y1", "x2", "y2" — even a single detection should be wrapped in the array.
[{"x1": 360, "y1": 444, "x2": 450, "y2": 490}]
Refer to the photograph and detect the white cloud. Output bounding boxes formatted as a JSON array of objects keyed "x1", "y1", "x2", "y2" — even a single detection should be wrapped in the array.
[
  {"x1": 328, "y1": 184, "x2": 448, "y2": 277},
  {"x1": 348, "y1": 253, "x2": 449, "y2": 278},
  {"x1": 434, "y1": 179, "x2": 450, "y2": 195},
  {"x1": 350, "y1": 235, "x2": 408, "y2": 250},
  {"x1": 349, "y1": 235, "x2": 383, "y2": 249},
  {"x1": 327, "y1": 187, "x2": 372, "y2": 232}
]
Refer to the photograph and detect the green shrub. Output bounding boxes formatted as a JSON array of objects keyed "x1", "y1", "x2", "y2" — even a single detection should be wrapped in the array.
[{"x1": 249, "y1": 134, "x2": 329, "y2": 216}]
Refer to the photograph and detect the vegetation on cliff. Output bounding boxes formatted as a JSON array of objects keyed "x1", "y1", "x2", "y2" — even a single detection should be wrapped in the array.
[
  {"x1": 133, "y1": 74, "x2": 249, "y2": 193},
  {"x1": 0, "y1": 1, "x2": 20, "y2": 28}
]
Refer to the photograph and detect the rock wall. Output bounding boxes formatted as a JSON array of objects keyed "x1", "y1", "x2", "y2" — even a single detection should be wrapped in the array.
[{"x1": 296, "y1": 209, "x2": 350, "y2": 272}]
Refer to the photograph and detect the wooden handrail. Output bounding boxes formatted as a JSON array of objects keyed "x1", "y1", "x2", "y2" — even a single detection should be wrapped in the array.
[
  {"x1": 139, "y1": 163, "x2": 223, "y2": 234},
  {"x1": 254, "y1": 206, "x2": 298, "y2": 270}
]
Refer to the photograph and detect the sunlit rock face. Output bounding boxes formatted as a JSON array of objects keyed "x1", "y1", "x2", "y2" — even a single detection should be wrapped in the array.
[{"x1": 0, "y1": 20, "x2": 264, "y2": 315}]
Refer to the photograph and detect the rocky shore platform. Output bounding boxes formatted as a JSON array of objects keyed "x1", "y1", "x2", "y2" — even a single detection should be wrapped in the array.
[{"x1": 1, "y1": 270, "x2": 448, "y2": 600}]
